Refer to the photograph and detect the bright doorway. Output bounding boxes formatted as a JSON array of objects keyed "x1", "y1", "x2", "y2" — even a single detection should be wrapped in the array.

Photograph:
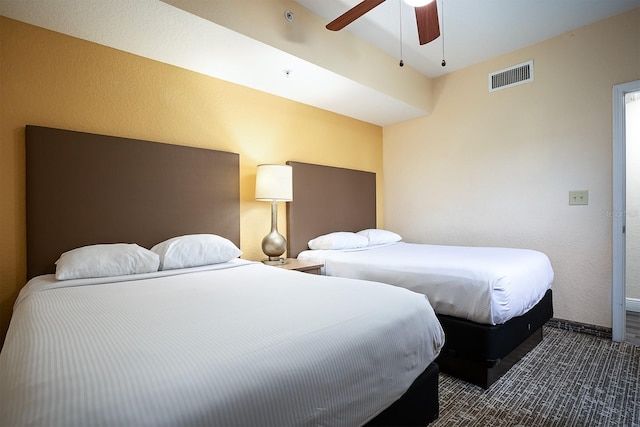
[{"x1": 612, "y1": 80, "x2": 640, "y2": 344}]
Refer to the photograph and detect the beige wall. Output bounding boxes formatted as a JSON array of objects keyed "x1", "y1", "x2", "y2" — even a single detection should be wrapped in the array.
[
  {"x1": 384, "y1": 9, "x2": 640, "y2": 328},
  {"x1": 0, "y1": 17, "x2": 383, "y2": 344}
]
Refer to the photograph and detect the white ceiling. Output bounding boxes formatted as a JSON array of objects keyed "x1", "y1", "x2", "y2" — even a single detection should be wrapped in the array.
[
  {"x1": 1, "y1": 0, "x2": 638, "y2": 126},
  {"x1": 295, "y1": 0, "x2": 640, "y2": 78}
]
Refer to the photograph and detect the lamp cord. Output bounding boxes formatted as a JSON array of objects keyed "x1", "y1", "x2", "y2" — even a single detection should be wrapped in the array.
[
  {"x1": 399, "y1": 0, "x2": 404, "y2": 67},
  {"x1": 441, "y1": 0, "x2": 446, "y2": 66}
]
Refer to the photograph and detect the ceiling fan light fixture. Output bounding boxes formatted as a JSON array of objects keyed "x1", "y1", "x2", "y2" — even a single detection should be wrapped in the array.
[
  {"x1": 403, "y1": 0, "x2": 434, "y2": 7},
  {"x1": 327, "y1": 0, "x2": 439, "y2": 46}
]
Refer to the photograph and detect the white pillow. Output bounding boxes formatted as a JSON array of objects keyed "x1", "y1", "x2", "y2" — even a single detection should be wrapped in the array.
[
  {"x1": 357, "y1": 229, "x2": 402, "y2": 246},
  {"x1": 55, "y1": 243, "x2": 160, "y2": 281},
  {"x1": 308, "y1": 232, "x2": 369, "y2": 250},
  {"x1": 151, "y1": 234, "x2": 242, "y2": 270}
]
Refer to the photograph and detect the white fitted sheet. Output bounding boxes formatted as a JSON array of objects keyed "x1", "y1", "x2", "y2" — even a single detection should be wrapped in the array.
[
  {"x1": 0, "y1": 259, "x2": 444, "y2": 427},
  {"x1": 298, "y1": 242, "x2": 554, "y2": 325}
]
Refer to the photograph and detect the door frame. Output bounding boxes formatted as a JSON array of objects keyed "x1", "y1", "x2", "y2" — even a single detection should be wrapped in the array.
[{"x1": 612, "y1": 80, "x2": 640, "y2": 342}]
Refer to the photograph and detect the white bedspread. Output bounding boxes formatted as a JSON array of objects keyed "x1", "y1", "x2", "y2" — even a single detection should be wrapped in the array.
[
  {"x1": 298, "y1": 242, "x2": 554, "y2": 325},
  {"x1": 0, "y1": 259, "x2": 444, "y2": 427}
]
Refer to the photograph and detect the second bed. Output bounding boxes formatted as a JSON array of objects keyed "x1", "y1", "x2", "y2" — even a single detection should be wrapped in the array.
[{"x1": 287, "y1": 161, "x2": 555, "y2": 388}]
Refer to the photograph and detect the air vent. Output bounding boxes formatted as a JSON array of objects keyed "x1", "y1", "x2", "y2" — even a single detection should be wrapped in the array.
[{"x1": 489, "y1": 60, "x2": 534, "y2": 92}]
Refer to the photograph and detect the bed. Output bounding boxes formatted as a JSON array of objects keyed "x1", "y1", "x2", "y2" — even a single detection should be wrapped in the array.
[
  {"x1": 286, "y1": 161, "x2": 554, "y2": 389},
  {"x1": 0, "y1": 126, "x2": 445, "y2": 426}
]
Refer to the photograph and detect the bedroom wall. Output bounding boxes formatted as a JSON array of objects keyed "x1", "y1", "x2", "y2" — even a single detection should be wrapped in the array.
[
  {"x1": 383, "y1": 9, "x2": 640, "y2": 328},
  {"x1": 0, "y1": 17, "x2": 383, "y2": 345}
]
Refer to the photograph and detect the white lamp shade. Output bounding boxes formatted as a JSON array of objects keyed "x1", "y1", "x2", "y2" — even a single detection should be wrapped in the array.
[
  {"x1": 255, "y1": 164, "x2": 293, "y2": 202},
  {"x1": 403, "y1": 0, "x2": 434, "y2": 6}
]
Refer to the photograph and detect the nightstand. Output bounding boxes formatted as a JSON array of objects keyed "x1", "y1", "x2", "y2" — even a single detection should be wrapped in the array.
[{"x1": 275, "y1": 258, "x2": 324, "y2": 275}]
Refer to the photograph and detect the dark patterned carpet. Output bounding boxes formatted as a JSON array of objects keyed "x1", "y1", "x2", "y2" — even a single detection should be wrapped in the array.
[
  {"x1": 432, "y1": 327, "x2": 639, "y2": 427},
  {"x1": 628, "y1": 311, "x2": 640, "y2": 346}
]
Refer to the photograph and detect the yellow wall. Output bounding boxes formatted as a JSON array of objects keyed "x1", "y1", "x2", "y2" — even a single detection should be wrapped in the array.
[
  {"x1": 0, "y1": 17, "x2": 383, "y2": 344},
  {"x1": 384, "y1": 9, "x2": 640, "y2": 328}
]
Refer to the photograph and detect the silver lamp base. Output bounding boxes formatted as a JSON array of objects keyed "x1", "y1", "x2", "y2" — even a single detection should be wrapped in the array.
[
  {"x1": 262, "y1": 257, "x2": 286, "y2": 265},
  {"x1": 261, "y1": 201, "x2": 287, "y2": 265}
]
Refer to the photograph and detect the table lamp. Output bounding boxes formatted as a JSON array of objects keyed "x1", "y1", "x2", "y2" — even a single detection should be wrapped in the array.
[{"x1": 255, "y1": 164, "x2": 293, "y2": 264}]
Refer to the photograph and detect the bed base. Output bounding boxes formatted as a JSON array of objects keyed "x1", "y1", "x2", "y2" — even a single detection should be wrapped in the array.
[
  {"x1": 436, "y1": 289, "x2": 553, "y2": 389},
  {"x1": 437, "y1": 327, "x2": 542, "y2": 389},
  {"x1": 366, "y1": 362, "x2": 439, "y2": 426}
]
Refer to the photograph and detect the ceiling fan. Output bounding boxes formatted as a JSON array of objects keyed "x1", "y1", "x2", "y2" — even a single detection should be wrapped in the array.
[{"x1": 326, "y1": 0, "x2": 440, "y2": 45}]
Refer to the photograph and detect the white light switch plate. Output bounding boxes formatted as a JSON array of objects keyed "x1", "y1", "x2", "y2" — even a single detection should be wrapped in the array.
[{"x1": 569, "y1": 190, "x2": 589, "y2": 205}]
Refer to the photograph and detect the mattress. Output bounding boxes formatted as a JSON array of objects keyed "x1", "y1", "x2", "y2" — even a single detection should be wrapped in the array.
[
  {"x1": 298, "y1": 242, "x2": 554, "y2": 325},
  {"x1": 0, "y1": 259, "x2": 444, "y2": 427}
]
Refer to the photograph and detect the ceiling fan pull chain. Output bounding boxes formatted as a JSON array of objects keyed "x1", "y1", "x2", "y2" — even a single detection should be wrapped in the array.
[
  {"x1": 399, "y1": 0, "x2": 404, "y2": 67},
  {"x1": 441, "y1": 0, "x2": 446, "y2": 66}
]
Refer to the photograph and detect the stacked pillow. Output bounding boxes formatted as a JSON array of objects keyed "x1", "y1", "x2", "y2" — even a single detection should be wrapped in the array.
[
  {"x1": 356, "y1": 229, "x2": 402, "y2": 246},
  {"x1": 151, "y1": 234, "x2": 242, "y2": 271},
  {"x1": 55, "y1": 243, "x2": 160, "y2": 280},
  {"x1": 307, "y1": 229, "x2": 402, "y2": 250}
]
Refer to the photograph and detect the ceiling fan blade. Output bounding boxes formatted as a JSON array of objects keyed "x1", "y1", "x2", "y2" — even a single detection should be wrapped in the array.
[
  {"x1": 415, "y1": 1, "x2": 440, "y2": 45},
  {"x1": 326, "y1": 0, "x2": 387, "y2": 31}
]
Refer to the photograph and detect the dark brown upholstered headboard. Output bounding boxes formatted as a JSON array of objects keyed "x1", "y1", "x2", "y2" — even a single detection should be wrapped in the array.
[
  {"x1": 26, "y1": 125, "x2": 240, "y2": 279},
  {"x1": 286, "y1": 161, "x2": 376, "y2": 258}
]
